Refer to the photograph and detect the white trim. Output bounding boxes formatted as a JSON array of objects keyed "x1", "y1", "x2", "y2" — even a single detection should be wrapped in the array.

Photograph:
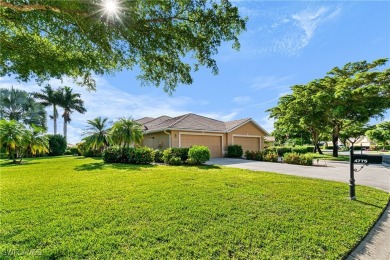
[
  {"x1": 232, "y1": 134, "x2": 262, "y2": 151},
  {"x1": 179, "y1": 132, "x2": 224, "y2": 156}
]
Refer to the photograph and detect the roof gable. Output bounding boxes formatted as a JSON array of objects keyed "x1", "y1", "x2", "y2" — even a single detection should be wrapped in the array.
[{"x1": 136, "y1": 113, "x2": 268, "y2": 135}]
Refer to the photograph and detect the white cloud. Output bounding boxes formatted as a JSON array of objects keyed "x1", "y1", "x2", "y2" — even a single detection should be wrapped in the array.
[
  {"x1": 259, "y1": 116, "x2": 275, "y2": 134},
  {"x1": 233, "y1": 96, "x2": 252, "y2": 104},
  {"x1": 291, "y1": 6, "x2": 342, "y2": 50},
  {"x1": 250, "y1": 75, "x2": 292, "y2": 90},
  {"x1": 235, "y1": 4, "x2": 342, "y2": 57},
  {"x1": 0, "y1": 77, "x2": 239, "y2": 144}
]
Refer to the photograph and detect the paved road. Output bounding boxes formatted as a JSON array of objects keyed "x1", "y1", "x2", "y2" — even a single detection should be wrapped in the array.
[
  {"x1": 206, "y1": 158, "x2": 390, "y2": 260},
  {"x1": 207, "y1": 158, "x2": 390, "y2": 192}
]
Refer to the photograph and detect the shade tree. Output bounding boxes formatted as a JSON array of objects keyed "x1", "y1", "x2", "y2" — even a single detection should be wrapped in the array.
[{"x1": 1, "y1": 0, "x2": 246, "y2": 93}]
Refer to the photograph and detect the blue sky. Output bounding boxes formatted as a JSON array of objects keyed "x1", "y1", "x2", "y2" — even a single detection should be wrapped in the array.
[{"x1": 1, "y1": 1, "x2": 389, "y2": 144}]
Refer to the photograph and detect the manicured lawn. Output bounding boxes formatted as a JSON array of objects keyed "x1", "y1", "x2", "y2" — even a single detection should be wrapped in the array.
[
  {"x1": 308, "y1": 152, "x2": 350, "y2": 162},
  {"x1": 1, "y1": 157, "x2": 388, "y2": 259}
]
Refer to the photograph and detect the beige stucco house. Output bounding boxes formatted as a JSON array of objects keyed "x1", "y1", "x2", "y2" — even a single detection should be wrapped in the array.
[{"x1": 136, "y1": 113, "x2": 269, "y2": 158}]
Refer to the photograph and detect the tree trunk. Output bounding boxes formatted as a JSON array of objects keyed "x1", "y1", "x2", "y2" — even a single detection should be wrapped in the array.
[
  {"x1": 53, "y1": 104, "x2": 57, "y2": 135},
  {"x1": 332, "y1": 126, "x2": 339, "y2": 157},
  {"x1": 63, "y1": 118, "x2": 67, "y2": 140},
  {"x1": 316, "y1": 143, "x2": 323, "y2": 155},
  {"x1": 54, "y1": 116, "x2": 57, "y2": 135}
]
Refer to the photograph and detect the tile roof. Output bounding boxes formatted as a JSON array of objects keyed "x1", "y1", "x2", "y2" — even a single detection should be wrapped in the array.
[
  {"x1": 136, "y1": 113, "x2": 268, "y2": 134},
  {"x1": 135, "y1": 117, "x2": 155, "y2": 125},
  {"x1": 225, "y1": 118, "x2": 250, "y2": 131}
]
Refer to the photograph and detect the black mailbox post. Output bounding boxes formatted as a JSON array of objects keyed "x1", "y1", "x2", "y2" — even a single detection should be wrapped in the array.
[{"x1": 349, "y1": 148, "x2": 383, "y2": 200}]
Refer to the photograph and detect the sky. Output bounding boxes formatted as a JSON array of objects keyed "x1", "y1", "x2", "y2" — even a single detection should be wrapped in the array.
[{"x1": 1, "y1": 1, "x2": 389, "y2": 145}]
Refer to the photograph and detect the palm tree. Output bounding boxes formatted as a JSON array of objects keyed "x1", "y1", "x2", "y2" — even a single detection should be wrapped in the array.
[
  {"x1": 82, "y1": 117, "x2": 111, "y2": 152},
  {"x1": 0, "y1": 119, "x2": 29, "y2": 163},
  {"x1": 110, "y1": 117, "x2": 143, "y2": 148},
  {"x1": 33, "y1": 85, "x2": 61, "y2": 135},
  {"x1": 57, "y1": 86, "x2": 87, "y2": 140},
  {"x1": 0, "y1": 87, "x2": 47, "y2": 129},
  {"x1": 25, "y1": 125, "x2": 49, "y2": 157}
]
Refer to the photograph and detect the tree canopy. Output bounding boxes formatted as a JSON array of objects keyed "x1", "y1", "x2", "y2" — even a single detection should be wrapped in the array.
[
  {"x1": 0, "y1": 87, "x2": 47, "y2": 129},
  {"x1": 268, "y1": 58, "x2": 390, "y2": 157},
  {"x1": 0, "y1": 0, "x2": 246, "y2": 93}
]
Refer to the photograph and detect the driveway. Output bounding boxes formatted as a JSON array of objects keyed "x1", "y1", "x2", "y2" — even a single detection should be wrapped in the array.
[
  {"x1": 206, "y1": 158, "x2": 390, "y2": 260},
  {"x1": 207, "y1": 158, "x2": 390, "y2": 192}
]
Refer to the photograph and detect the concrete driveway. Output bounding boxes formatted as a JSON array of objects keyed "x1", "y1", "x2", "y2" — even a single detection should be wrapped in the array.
[
  {"x1": 207, "y1": 158, "x2": 390, "y2": 192},
  {"x1": 206, "y1": 158, "x2": 390, "y2": 260}
]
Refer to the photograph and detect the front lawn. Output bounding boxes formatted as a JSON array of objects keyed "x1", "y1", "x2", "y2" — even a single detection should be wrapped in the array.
[
  {"x1": 308, "y1": 152, "x2": 350, "y2": 162},
  {"x1": 1, "y1": 157, "x2": 388, "y2": 259}
]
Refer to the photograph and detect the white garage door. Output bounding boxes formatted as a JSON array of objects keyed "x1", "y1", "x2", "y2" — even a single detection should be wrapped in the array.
[{"x1": 180, "y1": 135, "x2": 223, "y2": 158}]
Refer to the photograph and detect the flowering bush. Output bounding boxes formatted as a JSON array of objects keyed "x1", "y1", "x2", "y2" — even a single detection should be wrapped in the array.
[
  {"x1": 245, "y1": 151, "x2": 264, "y2": 161},
  {"x1": 263, "y1": 152, "x2": 278, "y2": 162},
  {"x1": 283, "y1": 153, "x2": 313, "y2": 166}
]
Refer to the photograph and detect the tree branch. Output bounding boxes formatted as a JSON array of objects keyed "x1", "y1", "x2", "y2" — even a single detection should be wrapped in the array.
[{"x1": 0, "y1": 2, "x2": 61, "y2": 13}]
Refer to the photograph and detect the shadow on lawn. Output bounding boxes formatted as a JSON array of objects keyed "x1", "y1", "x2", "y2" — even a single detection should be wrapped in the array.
[
  {"x1": 74, "y1": 162, "x2": 156, "y2": 171},
  {"x1": 355, "y1": 199, "x2": 384, "y2": 209},
  {"x1": 0, "y1": 160, "x2": 40, "y2": 168}
]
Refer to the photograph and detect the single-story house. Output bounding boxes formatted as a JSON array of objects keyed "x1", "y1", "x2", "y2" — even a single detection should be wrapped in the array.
[{"x1": 135, "y1": 113, "x2": 269, "y2": 158}]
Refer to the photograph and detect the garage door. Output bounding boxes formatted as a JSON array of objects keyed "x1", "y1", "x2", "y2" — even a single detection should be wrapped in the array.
[
  {"x1": 180, "y1": 135, "x2": 222, "y2": 158},
  {"x1": 234, "y1": 136, "x2": 260, "y2": 153}
]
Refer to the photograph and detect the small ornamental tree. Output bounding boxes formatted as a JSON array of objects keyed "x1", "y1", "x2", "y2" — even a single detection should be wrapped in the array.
[{"x1": 48, "y1": 134, "x2": 67, "y2": 156}]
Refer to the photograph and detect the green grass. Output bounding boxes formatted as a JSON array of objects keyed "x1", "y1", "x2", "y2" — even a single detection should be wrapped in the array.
[
  {"x1": 308, "y1": 152, "x2": 350, "y2": 161},
  {"x1": 1, "y1": 157, "x2": 388, "y2": 259}
]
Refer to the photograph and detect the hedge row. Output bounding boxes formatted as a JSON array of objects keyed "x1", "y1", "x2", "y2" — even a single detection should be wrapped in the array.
[
  {"x1": 162, "y1": 146, "x2": 210, "y2": 165},
  {"x1": 245, "y1": 150, "x2": 313, "y2": 166},
  {"x1": 283, "y1": 153, "x2": 313, "y2": 166},
  {"x1": 102, "y1": 146, "x2": 211, "y2": 165},
  {"x1": 264, "y1": 146, "x2": 315, "y2": 156},
  {"x1": 102, "y1": 147, "x2": 155, "y2": 164}
]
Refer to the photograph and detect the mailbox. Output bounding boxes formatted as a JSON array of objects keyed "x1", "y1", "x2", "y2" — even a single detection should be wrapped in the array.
[{"x1": 352, "y1": 154, "x2": 382, "y2": 164}]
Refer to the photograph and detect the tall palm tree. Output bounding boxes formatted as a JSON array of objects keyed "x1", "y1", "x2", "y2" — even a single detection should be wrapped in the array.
[
  {"x1": 110, "y1": 117, "x2": 143, "y2": 148},
  {"x1": 82, "y1": 117, "x2": 111, "y2": 152},
  {"x1": 57, "y1": 86, "x2": 87, "y2": 140},
  {"x1": 0, "y1": 87, "x2": 47, "y2": 129},
  {"x1": 33, "y1": 85, "x2": 61, "y2": 135}
]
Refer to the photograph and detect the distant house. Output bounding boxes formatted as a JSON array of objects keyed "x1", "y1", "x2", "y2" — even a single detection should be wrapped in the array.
[{"x1": 135, "y1": 113, "x2": 269, "y2": 158}]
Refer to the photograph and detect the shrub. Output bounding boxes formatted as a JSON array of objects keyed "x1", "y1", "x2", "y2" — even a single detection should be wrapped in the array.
[
  {"x1": 102, "y1": 147, "x2": 154, "y2": 164},
  {"x1": 64, "y1": 149, "x2": 72, "y2": 155},
  {"x1": 102, "y1": 147, "x2": 120, "y2": 163},
  {"x1": 171, "y1": 147, "x2": 189, "y2": 161},
  {"x1": 264, "y1": 146, "x2": 291, "y2": 156},
  {"x1": 168, "y1": 156, "x2": 182, "y2": 166},
  {"x1": 69, "y1": 147, "x2": 79, "y2": 155},
  {"x1": 133, "y1": 147, "x2": 155, "y2": 164},
  {"x1": 300, "y1": 154, "x2": 314, "y2": 166},
  {"x1": 291, "y1": 146, "x2": 314, "y2": 154},
  {"x1": 162, "y1": 148, "x2": 174, "y2": 164},
  {"x1": 48, "y1": 134, "x2": 67, "y2": 156},
  {"x1": 263, "y1": 152, "x2": 278, "y2": 162},
  {"x1": 245, "y1": 151, "x2": 263, "y2": 161},
  {"x1": 84, "y1": 149, "x2": 102, "y2": 157},
  {"x1": 283, "y1": 153, "x2": 313, "y2": 166},
  {"x1": 188, "y1": 145, "x2": 210, "y2": 165},
  {"x1": 154, "y1": 149, "x2": 164, "y2": 163},
  {"x1": 226, "y1": 145, "x2": 243, "y2": 158}
]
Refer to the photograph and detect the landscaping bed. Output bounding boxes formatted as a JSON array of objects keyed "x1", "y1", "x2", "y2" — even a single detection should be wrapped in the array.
[{"x1": 1, "y1": 157, "x2": 388, "y2": 259}]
